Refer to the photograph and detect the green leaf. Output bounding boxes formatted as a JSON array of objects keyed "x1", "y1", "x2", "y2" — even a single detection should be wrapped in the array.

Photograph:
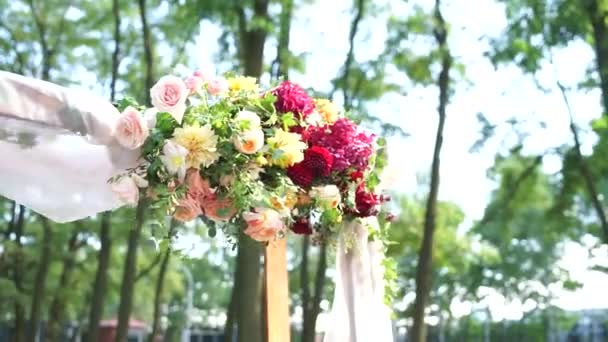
[{"x1": 156, "y1": 112, "x2": 179, "y2": 136}]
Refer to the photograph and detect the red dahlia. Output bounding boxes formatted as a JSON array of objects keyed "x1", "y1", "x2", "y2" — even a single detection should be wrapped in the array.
[
  {"x1": 272, "y1": 81, "x2": 315, "y2": 117},
  {"x1": 303, "y1": 146, "x2": 334, "y2": 177},
  {"x1": 291, "y1": 217, "x2": 313, "y2": 235},
  {"x1": 287, "y1": 163, "x2": 314, "y2": 188}
]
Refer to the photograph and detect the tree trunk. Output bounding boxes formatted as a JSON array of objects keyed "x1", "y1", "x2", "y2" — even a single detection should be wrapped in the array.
[
  {"x1": 148, "y1": 248, "x2": 171, "y2": 342},
  {"x1": 230, "y1": 1, "x2": 269, "y2": 340},
  {"x1": 233, "y1": 234, "x2": 263, "y2": 342},
  {"x1": 224, "y1": 288, "x2": 237, "y2": 342},
  {"x1": 148, "y1": 222, "x2": 177, "y2": 342},
  {"x1": 27, "y1": 217, "x2": 53, "y2": 342},
  {"x1": 138, "y1": 0, "x2": 154, "y2": 105},
  {"x1": 303, "y1": 243, "x2": 327, "y2": 342},
  {"x1": 300, "y1": 237, "x2": 311, "y2": 342},
  {"x1": 273, "y1": 0, "x2": 294, "y2": 80},
  {"x1": 340, "y1": 0, "x2": 365, "y2": 108},
  {"x1": 86, "y1": 200, "x2": 113, "y2": 341},
  {"x1": 115, "y1": 204, "x2": 146, "y2": 342},
  {"x1": 86, "y1": 1, "x2": 120, "y2": 336},
  {"x1": 46, "y1": 225, "x2": 83, "y2": 342},
  {"x1": 13, "y1": 205, "x2": 26, "y2": 342},
  {"x1": 410, "y1": 2, "x2": 451, "y2": 341},
  {"x1": 584, "y1": 0, "x2": 608, "y2": 114},
  {"x1": 116, "y1": 1, "x2": 152, "y2": 338}
]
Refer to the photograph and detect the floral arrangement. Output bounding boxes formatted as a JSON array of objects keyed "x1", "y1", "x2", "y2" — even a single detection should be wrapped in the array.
[{"x1": 109, "y1": 68, "x2": 392, "y2": 245}]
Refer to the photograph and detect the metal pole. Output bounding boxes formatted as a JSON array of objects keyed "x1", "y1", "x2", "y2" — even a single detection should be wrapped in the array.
[{"x1": 181, "y1": 265, "x2": 194, "y2": 342}]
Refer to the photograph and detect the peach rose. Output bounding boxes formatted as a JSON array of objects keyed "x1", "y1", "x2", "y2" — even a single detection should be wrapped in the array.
[
  {"x1": 234, "y1": 129, "x2": 264, "y2": 154},
  {"x1": 111, "y1": 176, "x2": 139, "y2": 206},
  {"x1": 174, "y1": 196, "x2": 202, "y2": 222},
  {"x1": 150, "y1": 75, "x2": 188, "y2": 123},
  {"x1": 115, "y1": 106, "x2": 149, "y2": 149},
  {"x1": 242, "y1": 208, "x2": 284, "y2": 242},
  {"x1": 185, "y1": 168, "x2": 214, "y2": 201},
  {"x1": 207, "y1": 78, "x2": 229, "y2": 96},
  {"x1": 203, "y1": 197, "x2": 237, "y2": 222}
]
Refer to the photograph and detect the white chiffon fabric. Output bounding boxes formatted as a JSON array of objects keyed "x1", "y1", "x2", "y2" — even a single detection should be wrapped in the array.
[
  {"x1": 323, "y1": 219, "x2": 394, "y2": 342},
  {"x1": 0, "y1": 71, "x2": 139, "y2": 222}
]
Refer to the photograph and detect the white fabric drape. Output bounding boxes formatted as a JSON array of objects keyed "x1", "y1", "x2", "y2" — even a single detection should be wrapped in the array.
[
  {"x1": 0, "y1": 71, "x2": 139, "y2": 222},
  {"x1": 323, "y1": 219, "x2": 394, "y2": 342}
]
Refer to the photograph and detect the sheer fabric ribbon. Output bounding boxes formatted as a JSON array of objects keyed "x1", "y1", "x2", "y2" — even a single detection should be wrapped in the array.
[
  {"x1": 0, "y1": 71, "x2": 138, "y2": 222},
  {"x1": 323, "y1": 219, "x2": 394, "y2": 342}
]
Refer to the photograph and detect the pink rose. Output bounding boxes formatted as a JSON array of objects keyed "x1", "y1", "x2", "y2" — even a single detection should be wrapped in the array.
[
  {"x1": 115, "y1": 106, "x2": 149, "y2": 149},
  {"x1": 193, "y1": 68, "x2": 213, "y2": 83},
  {"x1": 174, "y1": 195, "x2": 202, "y2": 222},
  {"x1": 203, "y1": 197, "x2": 237, "y2": 222},
  {"x1": 242, "y1": 208, "x2": 284, "y2": 242},
  {"x1": 150, "y1": 75, "x2": 188, "y2": 123},
  {"x1": 185, "y1": 75, "x2": 205, "y2": 95},
  {"x1": 111, "y1": 176, "x2": 139, "y2": 206},
  {"x1": 207, "y1": 78, "x2": 229, "y2": 96}
]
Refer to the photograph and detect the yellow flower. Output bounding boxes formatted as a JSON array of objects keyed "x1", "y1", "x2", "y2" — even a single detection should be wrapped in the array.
[
  {"x1": 267, "y1": 129, "x2": 307, "y2": 168},
  {"x1": 172, "y1": 123, "x2": 220, "y2": 168},
  {"x1": 315, "y1": 98, "x2": 340, "y2": 124},
  {"x1": 255, "y1": 155, "x2": 269, "y2": 166},
  {"x1": 270, "y1": 191, "x2": 297, "y2": 217},
  {"x1": 227, "y1": 76, "x2": 259, "y2": 93}
]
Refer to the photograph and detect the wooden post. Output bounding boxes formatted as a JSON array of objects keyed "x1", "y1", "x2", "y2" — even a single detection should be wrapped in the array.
[{"x1": 264, "y1": 238, "x2": 290, "y2": 342}]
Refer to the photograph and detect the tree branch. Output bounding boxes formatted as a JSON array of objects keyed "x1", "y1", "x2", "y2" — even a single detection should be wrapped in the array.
[
  {"x1": 333, "y1": 0, "x2": 365, "y2": 106},
  {"x1": 0, "y1": 23, "x2": 27, "y2": 75},
  {"x1": 477, "y1": 155, "x2": 544, "y2": 227},
  {"x1": 138, "y1": 0, "x2": 154, "y2": 105},
  {"x1": 110, "y1": 0, "x2": 121, "y2": 102},
  {"x1": 557, "y1": 81, "x2": 608, "y2": 243}
]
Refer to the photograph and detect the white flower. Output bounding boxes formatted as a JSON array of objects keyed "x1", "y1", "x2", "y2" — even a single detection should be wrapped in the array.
[
  {"x1": 309, "y1": 185, "x2": 341, "y2": 209},
  {"x1": 131, "y1": 174, "x2": 149, "y2": 188},
  {"x1": 235, "y1": 110, "x2": 261, "y2": 128},
  {"x1": 111, "y1": 176, "x2": 139, "y2": 206},
  {"x1": 305, "y1": 111, "x2": 324, "y2": 126},
  {"x1": 143, "y1": 108, "x2": 158, "y2": 130},
  {"x1": 233, "y1": 129, "x2": 265, "y2": 154},
  {"x1": 160, "y1": 140, "x2": 188, "y2": 181},
  {"x1": 246, "y1": 162, "x2": 264, "y2": 180}
]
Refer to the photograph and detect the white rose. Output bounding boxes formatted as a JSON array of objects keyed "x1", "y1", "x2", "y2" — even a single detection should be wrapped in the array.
[
  {"x1": 111, "y1": 176, "x2": 139, "y2": 206},
  {"x1": 143, "y1": 108, "x2": 158, "y2": 130},
  {"x1": 309, "y1": 185, "x2": 341, "y2": 209},
  {"x1": 233, "y1": 129, "x2": 264, "y2": 154},
  {"x1": 235, "y1": 110, "x2": 261, "y2": 128}
]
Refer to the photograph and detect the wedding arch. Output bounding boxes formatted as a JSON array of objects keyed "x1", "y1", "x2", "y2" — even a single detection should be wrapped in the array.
[{"x1": 0, "y1": 69, "x2": 394, "y2": 342}]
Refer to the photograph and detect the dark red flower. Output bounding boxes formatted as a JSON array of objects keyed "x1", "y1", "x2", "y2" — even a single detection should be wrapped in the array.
[
  {"x1": 305, "y1": 118, "x2": 375, "y2": 173},
  {"x1": 272, "y1": 81, "x2": 315, "y2": 117},
  {"x1": 355, "y1": 183, "x2": 382, "y2": 217},
  {"x1": 350, "y1": 170, "x2": 364, "y2": 182},
  {"x1": 291, "y1": 217, "x2": 313, "y2": 235},
  {"x1": 303, "y1": 146, "x2": 334, "y2": 177},
  {"x1": 287, "y1": 163, "x2": 314, "y2": 188}
]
